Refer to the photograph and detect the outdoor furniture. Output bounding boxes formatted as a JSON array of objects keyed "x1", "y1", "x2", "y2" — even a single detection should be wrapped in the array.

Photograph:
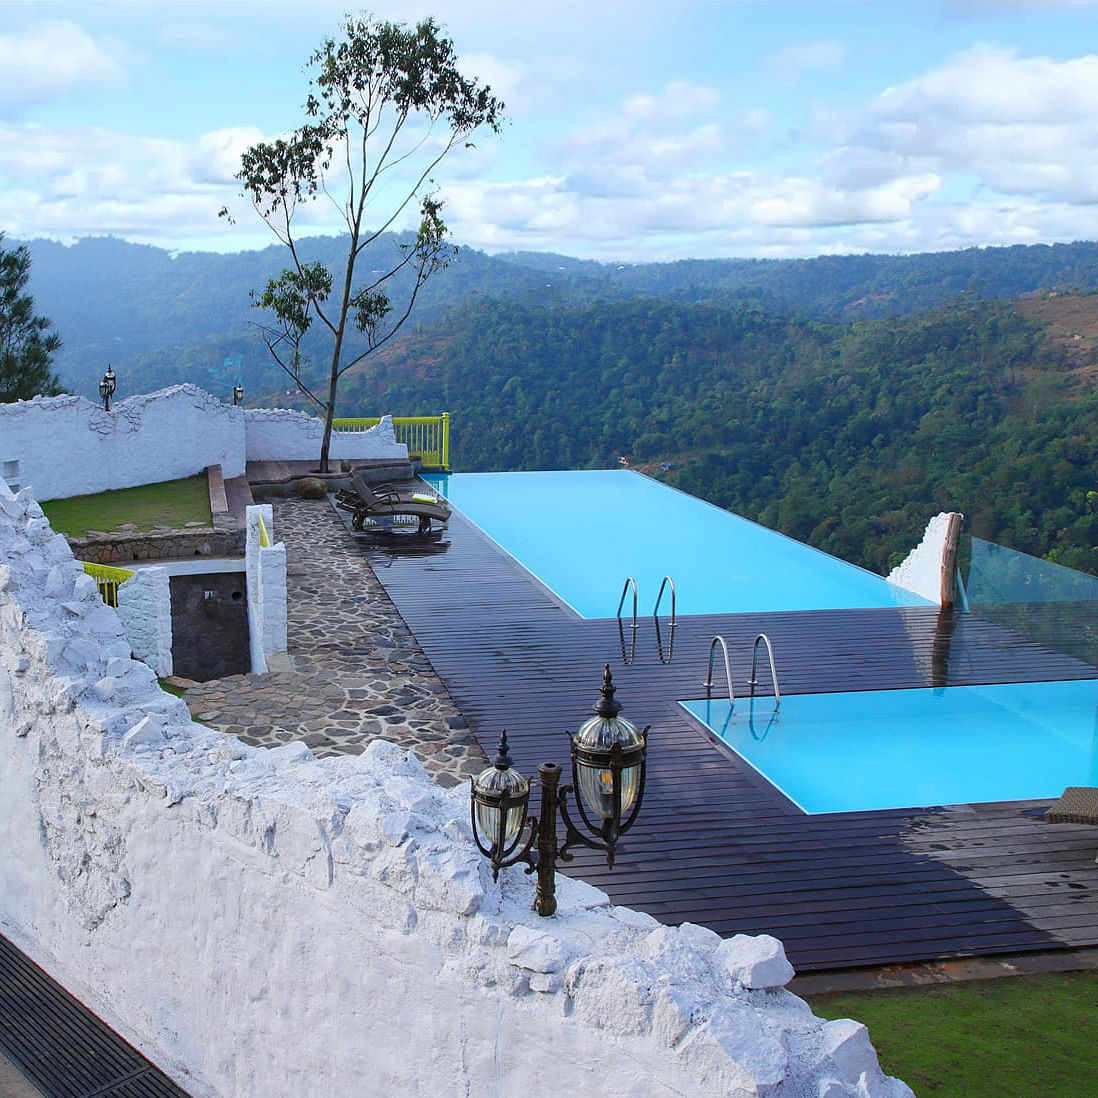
[
  {"x1": 334, "y1": 472, "x2": 451, "y2": 536},
  {"x1": 1046, "y1": 786, "x2": 1098, "y2": 862}
]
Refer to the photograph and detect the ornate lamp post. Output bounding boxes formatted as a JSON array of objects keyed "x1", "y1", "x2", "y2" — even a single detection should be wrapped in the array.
[
  {"x1": 470, "y1": 665, "x2": 648, "y2": 916},
  {"x1": 233, "y1": 385, "x2": 244, "y2": 405},
  {"x1": 98, "y1": 365, "x2": 117, "y2": 411}
]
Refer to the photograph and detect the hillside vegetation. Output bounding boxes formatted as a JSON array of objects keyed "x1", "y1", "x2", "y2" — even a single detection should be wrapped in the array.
[
  {"x1": 16, "y1": 234, "x2": 1098, "y2": 575},
  {"x1": 357, "y1": 294, "x2": 1098, "y2": 574}
]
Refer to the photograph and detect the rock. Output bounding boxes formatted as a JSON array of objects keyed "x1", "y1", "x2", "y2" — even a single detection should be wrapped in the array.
[
  {"x1": 296, "y1": 477, "x2": 327, "y2": 500},
  {"x1": 717, "y1": 933, "x2": 795, "y2": 989}
]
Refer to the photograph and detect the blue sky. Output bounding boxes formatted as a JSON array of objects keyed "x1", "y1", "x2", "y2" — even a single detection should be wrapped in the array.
[{"x1": 3, "y1": 0, "x2": 1098, "y2": 261}]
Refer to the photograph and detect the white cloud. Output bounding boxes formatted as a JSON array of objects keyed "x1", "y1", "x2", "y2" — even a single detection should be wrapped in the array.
[
  {"x1": 825, "y1": 45, "x2": 1098, "y2": 210},
  {"x1": 875, "y1": 45, "x2": 1098, "y2": 125},
  {"x1": 190, "y1": 128, "x2": 267, "y2": 185},
  {"x1": 0, "y1": 121, "x2": 247, "y2": 247},
  {"x1": 0, "y1": 21, "x2": 126, "y2": 112}
]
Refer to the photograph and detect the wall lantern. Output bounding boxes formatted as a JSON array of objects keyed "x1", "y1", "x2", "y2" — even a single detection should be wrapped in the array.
[
  {"x1": 98, "y1": 365, "x2": 117, "y2": 411},
  {"x1": 233, "y1": 385, "x2": 244, "y2": 405},
  {"x1": 470, "y1": 665, "x2": 648, "y2": 916}
]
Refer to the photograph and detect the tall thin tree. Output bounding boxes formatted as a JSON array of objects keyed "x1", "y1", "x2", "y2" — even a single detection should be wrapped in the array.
[{"x1": 222, "y1": 14, "x2": 503, "y2": 470}]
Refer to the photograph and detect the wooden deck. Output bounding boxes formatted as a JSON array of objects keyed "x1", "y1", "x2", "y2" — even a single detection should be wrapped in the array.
[{"x1": 353, "y1": 511, "x2": 1098, "y2": 972}]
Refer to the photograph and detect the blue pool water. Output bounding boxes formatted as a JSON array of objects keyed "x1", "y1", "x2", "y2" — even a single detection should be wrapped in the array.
[
  {"x1": 431, "y1": 470, "x2": 930, "y2": 618},
  {"x1": 681, "y1": 680, "x2": 1098, "y2": 813}
]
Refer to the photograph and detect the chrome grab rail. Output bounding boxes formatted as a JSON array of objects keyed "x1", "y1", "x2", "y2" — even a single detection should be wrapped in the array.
[
  {"x1": 748, "y1": 633, "x2": 781, "y2": 708},
  {"x1": 616, "y1": 576, "x2": 638, "y2": 629},
  {"x1": 653, "y1": 575, "x2": 676, "y2": 627},
  {"x1": 704, "y1": 635, "x2": 735, "y2": 703}
]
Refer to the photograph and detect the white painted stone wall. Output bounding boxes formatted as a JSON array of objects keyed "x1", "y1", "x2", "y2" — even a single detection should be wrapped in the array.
[
  {"x1": 0, "y1": 479, "x2": 912, "y2": 1098},
  {"x1": 244, "y1": 408, "x2": 406, "y2": 463},
  {"x1": 888, "y1": 513, "x2": 958, "y2": 604},
  {"x1": 0, "y1": 387, "x2": 407, "y2": 502},
  {"x1": 115, "y1": 567, "x2": 173, "y2": 677},
  {"x1": 0, "y1": 385, "x2": 246, "y2": 500},
  {"x1": 245, "y1": 504, "x2": 287, "y2": 674}
]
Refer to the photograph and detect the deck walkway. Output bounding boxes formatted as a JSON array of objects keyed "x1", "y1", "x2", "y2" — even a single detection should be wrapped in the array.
[{"x1": 355, "y1": 509, "x2": 1098, "y2": 972}]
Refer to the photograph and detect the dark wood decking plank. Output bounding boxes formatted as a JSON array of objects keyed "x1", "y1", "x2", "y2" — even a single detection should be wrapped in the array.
[{"x1": 348, "y1": 506, "x2": 1098, "y2": 971}]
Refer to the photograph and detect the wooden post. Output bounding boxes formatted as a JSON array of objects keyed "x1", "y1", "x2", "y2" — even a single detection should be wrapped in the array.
[{"x1": 939, "y1": 512, "x2": 964, "y2": 608}]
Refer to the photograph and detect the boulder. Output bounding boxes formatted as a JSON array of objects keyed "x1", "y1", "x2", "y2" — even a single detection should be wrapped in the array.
[{"x1": 295, "y1": 477, "x2": 327, "y2": 500}]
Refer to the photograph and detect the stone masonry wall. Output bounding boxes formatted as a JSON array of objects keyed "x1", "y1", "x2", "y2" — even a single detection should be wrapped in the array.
[
  {"x1": 0, "y1": 386, "x2": 407, "y2": 503},
  {"x1": 0, "y1": 478, "x2": 913, "y2": 1098}
]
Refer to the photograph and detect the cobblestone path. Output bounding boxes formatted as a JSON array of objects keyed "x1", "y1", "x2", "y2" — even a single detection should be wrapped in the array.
[{"x1": 183, "y1": 497, "x2": 487, "y2": 787}]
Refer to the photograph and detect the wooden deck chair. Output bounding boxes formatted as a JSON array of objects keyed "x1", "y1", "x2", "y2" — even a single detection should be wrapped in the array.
[{"x1": 335, "y1": 472, "x2": 451, "y2": 535}]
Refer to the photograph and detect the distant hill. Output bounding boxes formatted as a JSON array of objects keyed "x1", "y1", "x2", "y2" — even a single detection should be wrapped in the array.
[{"x1": 17, "y1": 234, "x2": 1098, "y2": 398}]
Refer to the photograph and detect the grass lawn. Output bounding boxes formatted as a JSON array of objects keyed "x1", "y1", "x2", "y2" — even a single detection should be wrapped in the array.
[
  {"x1": 40, "y1": 475, "x2": 211, "y2": 537},
  {"x1": 806, "y1": 970, "x2": 1097, "y2": 1096}
]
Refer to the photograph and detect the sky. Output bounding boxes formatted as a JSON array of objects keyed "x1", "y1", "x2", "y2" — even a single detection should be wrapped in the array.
[{"x1": 4, "y1": 0, "x2": 1098, "y2": 262}]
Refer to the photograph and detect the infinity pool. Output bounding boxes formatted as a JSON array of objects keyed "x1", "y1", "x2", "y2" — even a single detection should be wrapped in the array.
[
  {"x1": 681, "y1": 680, "x2": 1098, "y2": 813},
  {"x1": 432, "y1": 470, "x2": 929, "y2": 618}
]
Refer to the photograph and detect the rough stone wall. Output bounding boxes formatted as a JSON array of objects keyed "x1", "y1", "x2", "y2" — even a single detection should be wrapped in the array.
[
  {"x1": 1, "y1": 388, "x2": 408, "y2": 504},
  {"x1": 0, "y1": 386, "x2": 246, "y2": 501},
  {"x1": 0, "y1": 478, "x2": 912, "y2": 1098},
  {"x1": 69, "y1": 526, "x2": 243, "y2": 565},
  {"x1": 244, "y1": 409, "x2": 405, "y2": 463},
  {"x1": 168, "y1": 572, "x2": 250, "y2": 682},
  {"x1": 115, "y1": 567, "x2": 173, "y2": 677}
]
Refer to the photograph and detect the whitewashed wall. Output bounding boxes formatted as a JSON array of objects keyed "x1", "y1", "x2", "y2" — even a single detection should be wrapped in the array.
[
  {"x1": 0, "y1": 386, "x2": 246, "y2": 500},
  {"x1": 888, "y1": 513, "x2": 958, "y2": 604},
  {"x1": 0, "y1": 479, "x2": 912, "y2": 1098},
  {"x1": 245, "y1": 504, "x2": 287, "y2": 674},
  {"x1": 0, "y1": 387, "x2": 407, "y2": 502},
  {"x1": 116, "y1": 567, "x2": 173, "y2": 677},
  {"x1": 244, "y1": 408, "x2": 406, "y2": 463}
]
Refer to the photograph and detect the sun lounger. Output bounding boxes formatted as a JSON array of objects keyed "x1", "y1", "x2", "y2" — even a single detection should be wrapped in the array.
[
  {"x1": 334, "y1": 472, "x2": 451, "y2": 535},
  {"x1": 1046, "y1": 786, "x2": 1098, "y2": 862}
]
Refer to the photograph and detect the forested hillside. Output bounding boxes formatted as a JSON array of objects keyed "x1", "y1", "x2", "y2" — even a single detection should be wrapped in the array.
[
  {"x1": 14, "y1": 233, "x2": 1098, "y2": 576},
  {"x1": 356, "y1": 295, "x2": 1098, "y2": 575},
  {"x1": 19, "y1": 235, "x2": 1098, "y2": 397}
]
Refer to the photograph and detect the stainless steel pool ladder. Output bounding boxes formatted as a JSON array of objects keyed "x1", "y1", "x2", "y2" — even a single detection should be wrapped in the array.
[
  {"x1": 616, "y1": 576, "x2": 677, "y2": 664},
  {"x1": 749, "y1": 633, "x2": 781, "y2": 708},
  {"x1": 704, "y1": 633, "x2": 781, "y2": 708},
  {"x1": 653, "y1": 575, "x2": 676, "y2": 664},
  {"x1": 617, "y1": 577, "x2": 639, "y2": 663},
  {"x1": 705, "y1": 636, "x2": 736, "y2": 702}
]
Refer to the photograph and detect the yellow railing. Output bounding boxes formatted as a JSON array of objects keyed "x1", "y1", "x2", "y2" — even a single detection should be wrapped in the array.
[
  {"x1": 257, "y1": 513, "x2": 271, "y2": 547},
  {"x1": 83, "y1": 562, "x2": 136, "y2": 608},
  {"x1": 332, "y1": 413, "x2": 450, "y2": 471}
]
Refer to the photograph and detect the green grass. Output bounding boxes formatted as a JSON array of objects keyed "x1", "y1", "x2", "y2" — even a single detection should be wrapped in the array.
[
  {"x1": 41, "y1": 475, "x2": 211, "y2": 537},
  {"x1": 806, "y1": 971, "x2": 1098, "y2": 1096}
]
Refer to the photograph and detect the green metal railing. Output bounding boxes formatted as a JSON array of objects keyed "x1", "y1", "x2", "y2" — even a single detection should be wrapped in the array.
[
  {"x1": 83, "y1": 562, "x2": 136, "y2": 608},
  {"x1": 332, "y1": 413, "x2": 450, "y2": 471}
]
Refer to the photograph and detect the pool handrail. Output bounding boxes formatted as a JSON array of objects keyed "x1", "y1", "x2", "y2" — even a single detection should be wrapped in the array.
[
  {"x1": 616, "y1": 576, "x2": 638, "y2": 630},
  {"x1": 705, "y1": 635, "x2": 735, "y2": 704},
  {"x1": 748, "y1": 633, "x2": 781, "y2": 708},
  {"x1": 653, "y1": 574, "x2": 676, "y2": 627}
]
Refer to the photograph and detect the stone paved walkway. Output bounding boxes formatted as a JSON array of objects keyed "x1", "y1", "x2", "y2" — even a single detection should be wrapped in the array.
[{"x1": 183, "y1": 497, "x2": 487, "y2": 787}]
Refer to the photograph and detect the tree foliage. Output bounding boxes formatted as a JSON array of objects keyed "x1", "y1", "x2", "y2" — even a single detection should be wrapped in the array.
[
  {"x1": 0, "y1": 234, "x2": 63, "y2": 403},
  {"x1": 350, "y1": 294, "x2": 1098, "y2": 576},
  {"x1": 223, "y1": 13, "x2": 503, "y2": 468}
]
